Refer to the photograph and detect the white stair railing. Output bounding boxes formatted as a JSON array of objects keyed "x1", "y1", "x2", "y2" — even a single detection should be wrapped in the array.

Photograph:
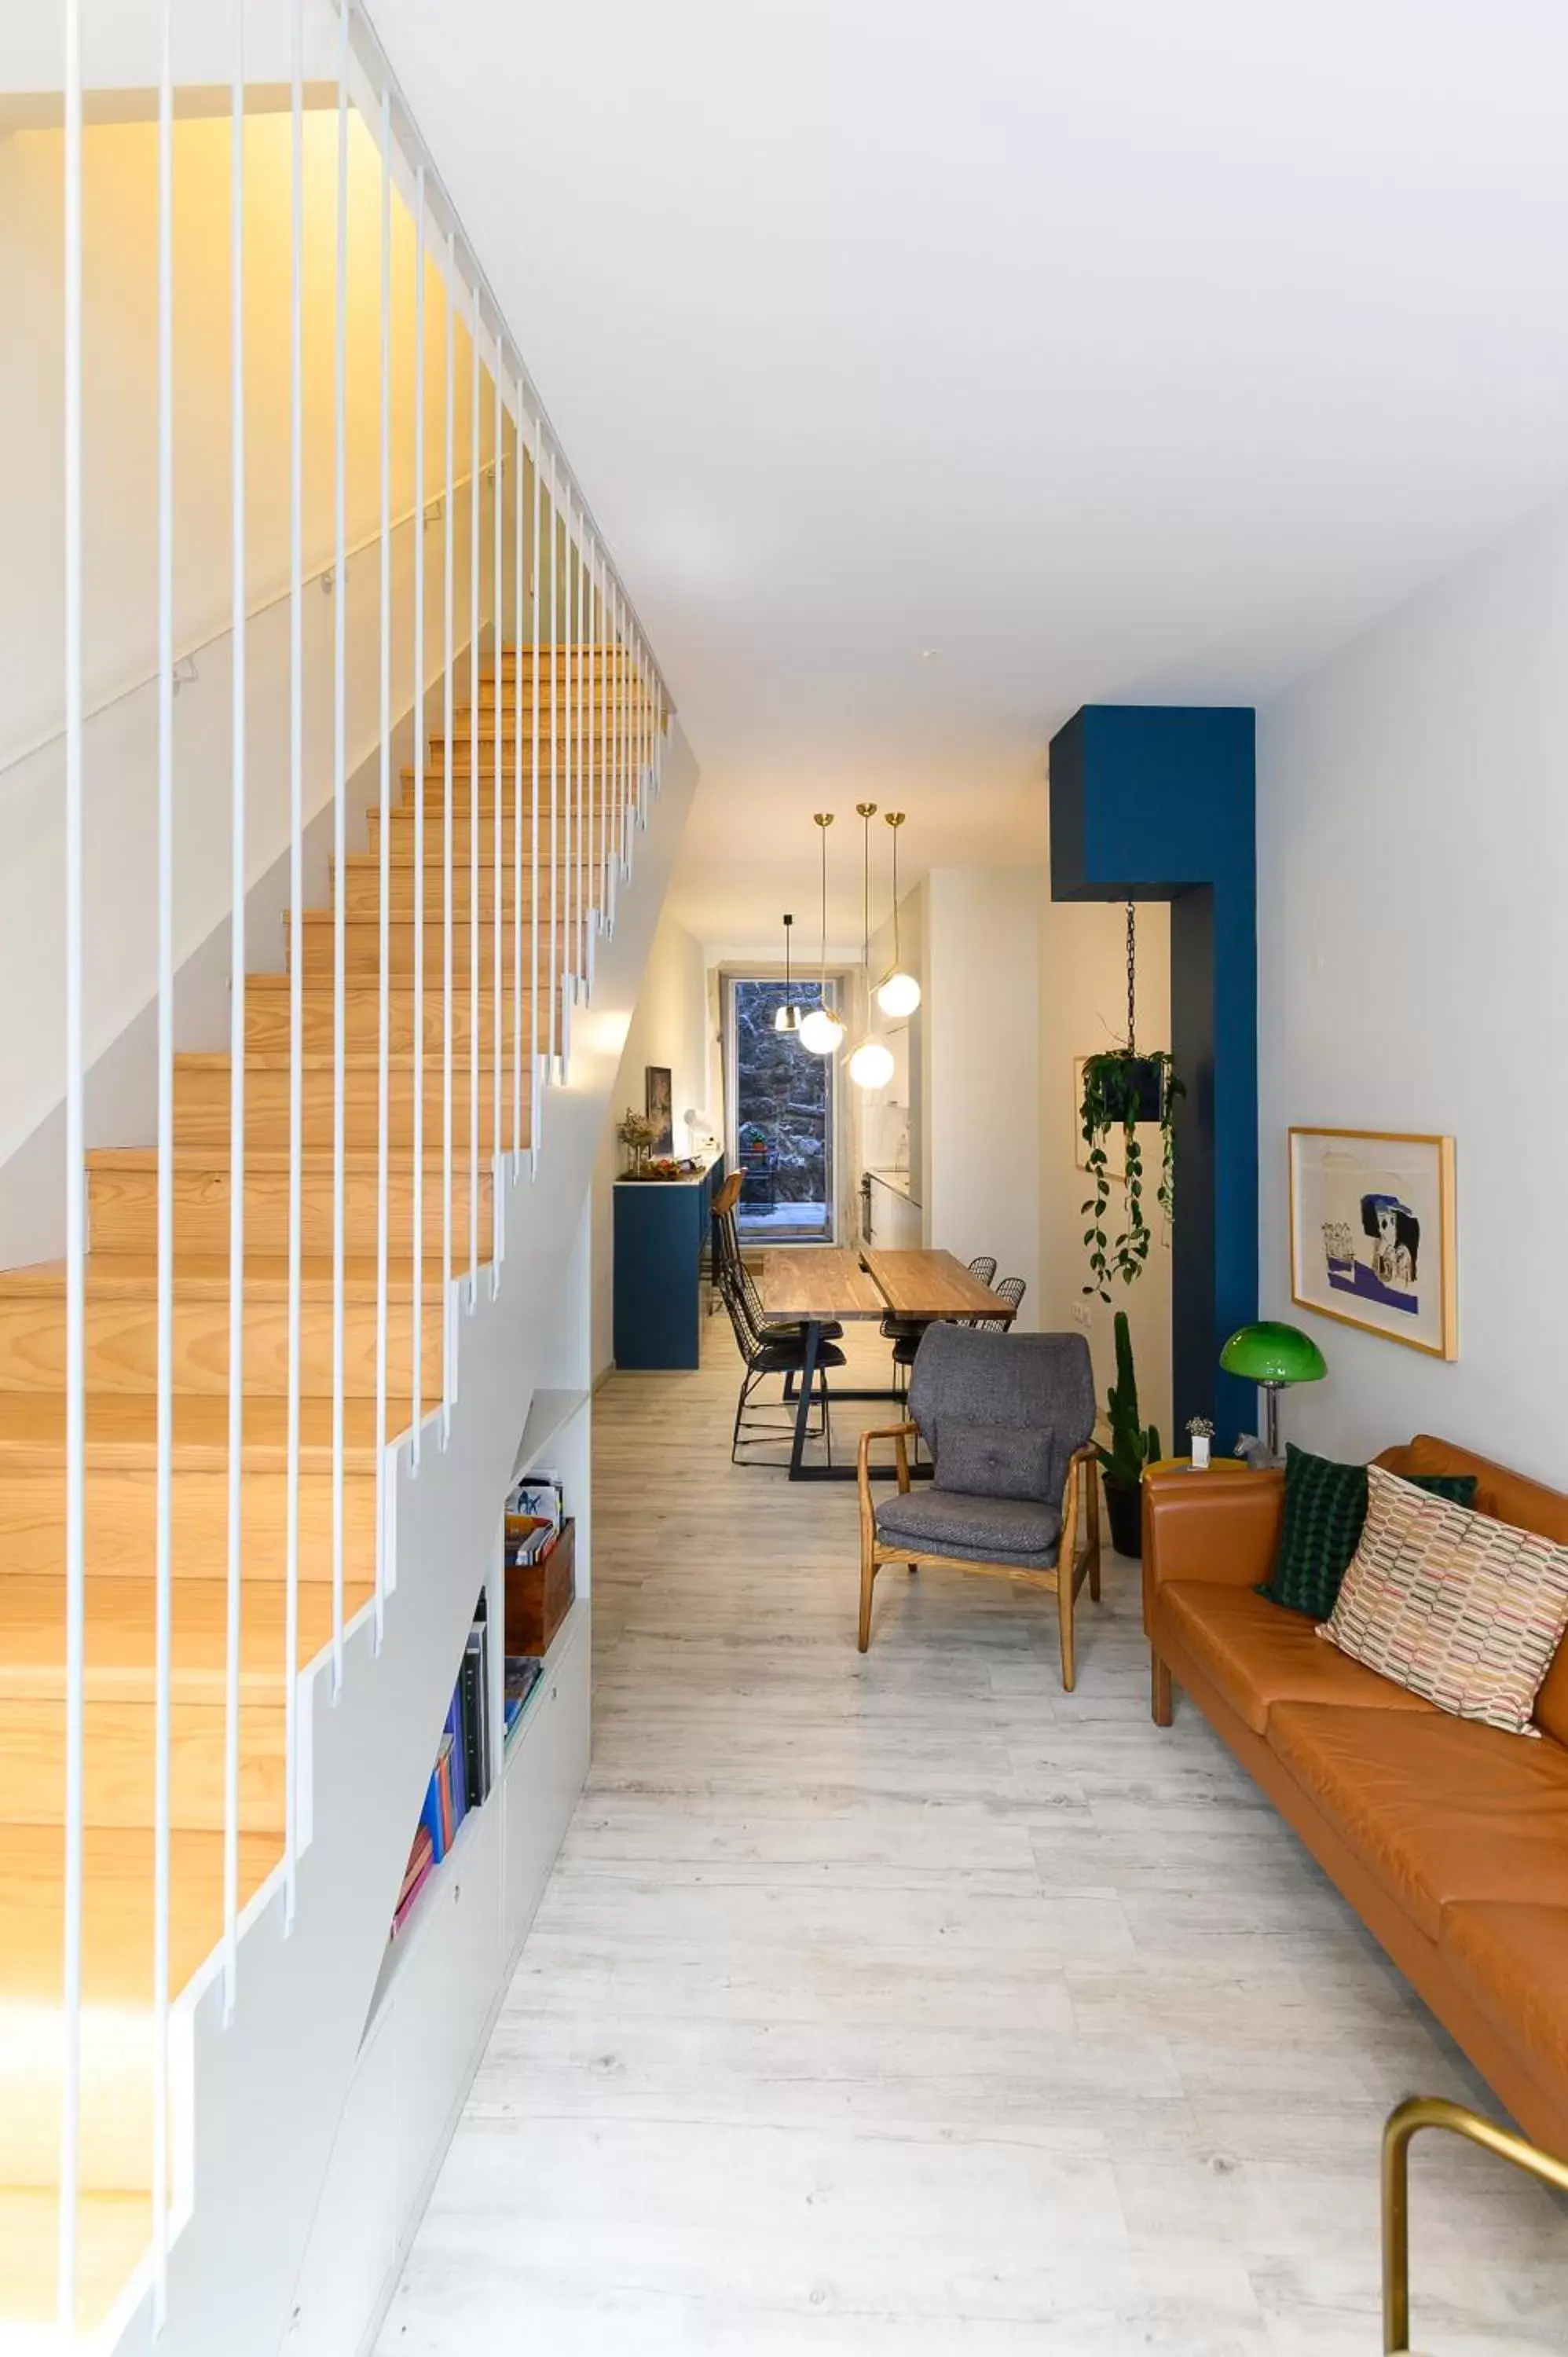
[{"x1": 20, "y1": 0, "x2": 673, "y2": 2335}]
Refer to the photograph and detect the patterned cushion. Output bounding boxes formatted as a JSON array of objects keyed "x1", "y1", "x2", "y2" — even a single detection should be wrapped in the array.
[
  {"x1": 935, "y1": 1420, "x2": 1053, "y2": 1503},
  {"x1": 1321, "y1": 1464, "x2": 1568, "y2": 1736},
  {"x1": 1259, "y1": 1443, "x2": 1477, "y2": 1619}
]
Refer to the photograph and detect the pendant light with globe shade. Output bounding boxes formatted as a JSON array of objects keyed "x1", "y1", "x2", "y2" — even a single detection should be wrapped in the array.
[
  {"x1": 772, "y1": 911, "x2": 800, "y2": 1032},
  {"x1": 848, "y1": 802, "x2": 896, "y2": 1091},
  {"x1": 874, "y1": 810, "x2": 921, "y2": 1018},
  {"x1": 797, "y1": 812, "x2": 848, "y2": 1057}
]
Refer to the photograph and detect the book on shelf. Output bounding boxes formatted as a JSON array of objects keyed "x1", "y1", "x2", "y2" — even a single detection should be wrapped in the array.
[
  {"x1": 393, "y1": 1827, "x2": 434, "y2": 1931},
  {"x1": 391, "y1": 1589, "x2": 493, "y2": 1936},
  {"x1": 504, "y1": 1654, "x2": 544, "y2": 1750},
  {"x1": 505, "y1": 1471, "x2": 565, "y2": 1568}
]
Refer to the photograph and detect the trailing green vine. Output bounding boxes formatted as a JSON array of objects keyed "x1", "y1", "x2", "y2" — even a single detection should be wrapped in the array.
[{"x1": 1079, "y1": 1050, "x2": 1182, "y2": 1303}]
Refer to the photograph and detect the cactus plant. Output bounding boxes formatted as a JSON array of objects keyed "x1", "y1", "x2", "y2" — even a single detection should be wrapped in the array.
[{"x1": 1097, "y1": 1310, "x2": 1161, "y2": 1494}]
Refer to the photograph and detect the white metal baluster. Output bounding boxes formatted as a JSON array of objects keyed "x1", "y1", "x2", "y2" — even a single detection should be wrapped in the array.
[
  {"x1": 468, "y1": 291, "x2": 480, "y2": 1314},
  {"x1": 330, "y1": 0, "x2": 348, "y2": 1696},
  {"x1": 153, "y1": 2, "x2": 175, "y2": 2317},
  {"x1": 615, "y1": 585, "x2": 626, "y2": 882},
  {"x1": 511, "y1": 384, "x2": 523, "y2": 1183},
  {"x1": 530, "y1": 416, "x2": 542, "y2": 1170},
  {"x1": 560, "y1": 486, "x2": 573, "y2": 1050},
  {"x1": 441, "y1": 234, "x2": 455, "y2": 1432},
  {"x1": 490, "y1": 325, "x2": 501, "y2": 1291},
  {"x1": 623, "y1": 599, "x2": 632, "y2": 864},
  {"x1": 223, "y1": 0, "x2": 247, "y2": 2019},
  {"x1": 285, "y1": 0, "x2": 304, "y2": 1932},
  {"x1": 411, "y1": 170, "x2": 427, "y2": 1467},
  {"x1": 599, "y1": 549, "x2": 610, "y2": 930},
  {"x1": 575, "y1": 519, "x2": 586, "y2": 984},
  {"x1": 58, "y1": 0, "x2": 84, "y2": 2322},
  {"x1": 548, "y1": 449, "x2": 560, "y2": 1077},
  {"x1": 374, "y1": 82, "x2": 391, "y2": 1644}
]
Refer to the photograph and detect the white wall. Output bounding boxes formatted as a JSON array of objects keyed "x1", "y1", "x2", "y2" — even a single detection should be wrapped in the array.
[
  {"x1": 1036, "y1": 877, "x2": 1174, "y2": 1449},
  {"x1": 590, "y1": 907, "x2": 713, "y2": 1380},
  {"x1": 922, "y1": 867, "x2": 1041, "y2": 1324},
  {"x1": 1257, "y1": 493, "x2": 1568, "y2": 1484}
]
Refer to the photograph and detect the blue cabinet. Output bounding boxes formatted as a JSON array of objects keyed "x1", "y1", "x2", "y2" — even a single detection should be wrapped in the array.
[{"x1": 612, "y1": 1157, "x2": 725, "y2": 1370}]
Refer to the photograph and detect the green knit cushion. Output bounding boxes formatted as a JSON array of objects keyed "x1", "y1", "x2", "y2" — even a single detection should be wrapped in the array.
[{"x1": 1259, "y1": 1444, "x2": 1478, "y2": 1619}]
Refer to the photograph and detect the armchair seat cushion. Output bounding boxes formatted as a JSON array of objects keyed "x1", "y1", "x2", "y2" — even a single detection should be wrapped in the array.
[{"x1": 876, "y1": 1486, "x2": 1062, "y2": 1568}]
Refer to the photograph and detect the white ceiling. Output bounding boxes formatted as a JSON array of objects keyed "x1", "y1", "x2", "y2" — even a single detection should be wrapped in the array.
[{"x1": 373, "y1": 0, "x2": 1568, "y2": 949}]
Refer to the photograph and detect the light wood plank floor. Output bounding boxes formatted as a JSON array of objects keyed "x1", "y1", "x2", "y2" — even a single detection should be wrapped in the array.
[{"x1": 379, "y1": 1325, "x2": 1568, "y2": 2354}]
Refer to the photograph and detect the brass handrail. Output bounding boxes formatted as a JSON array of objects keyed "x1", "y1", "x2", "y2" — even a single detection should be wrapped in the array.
[{"x1": 1383, "y1": 2096, "x2": 1568, "y2": 2352}]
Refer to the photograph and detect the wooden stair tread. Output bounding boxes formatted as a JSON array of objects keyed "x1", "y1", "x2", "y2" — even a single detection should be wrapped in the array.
[
  {"x1": 0, "y1": 1252, "x2": 451, "y2": 1303},
  {"x1": 0, "y1": 1574, "x2": 371, "y2": 1701},
  {"x1": 243, "y1": 971, "x2": 559, "y2": 996},
  {"x1": 179, "y1": 1047, "x2": 526, "y2": 1070},
  {"x1": 0, "y1": 1392, "x2": 386, "y2": 1471},
  {"x1": 0, "y1": 1824, "x2": 279, "y2": 2007},
  {"x1": 0, "y1": 2185, "x2": 156, "y2": 2327},
  {"x1": 88, "y1": 1146, "x2": 493, "y2": 1173}
]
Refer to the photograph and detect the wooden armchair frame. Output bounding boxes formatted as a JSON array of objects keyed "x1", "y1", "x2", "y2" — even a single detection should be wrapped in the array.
[{"x1": 856, "y1": 1424, "x2": 1101, "y2": 1686}]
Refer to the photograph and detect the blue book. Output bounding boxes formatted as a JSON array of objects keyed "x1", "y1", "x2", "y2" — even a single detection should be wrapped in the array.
[
  {"x1": 418, "y1": 1765, "x2": 446, "y2": 1866},
  {"x1": 444, "y1": 1692, "x2": 467, "y2": 1827}
]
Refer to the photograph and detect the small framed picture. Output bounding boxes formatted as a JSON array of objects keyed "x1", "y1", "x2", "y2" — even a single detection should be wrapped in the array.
[
  {"x1": 645, "y1": 1065, "x2": 673, "y2": 1157},
  {"x1": 1288, "y1": 1127, "x2": 1456, "y2": 1360}
]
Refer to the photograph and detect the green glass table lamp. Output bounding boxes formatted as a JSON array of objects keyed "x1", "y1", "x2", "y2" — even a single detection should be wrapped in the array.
[{"x1": 1219, "y1": 1321, "x2": 1327, "y2": 1463}]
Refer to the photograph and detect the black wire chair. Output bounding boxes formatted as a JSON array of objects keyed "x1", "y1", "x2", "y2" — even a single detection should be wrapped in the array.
[
  {"x1": 973, "y1": 1274, "x2": 1027, "y2": 1332},
  {"x1": 717, "y1": 1261, "x2": 844, "y2": 1465},
  {"x1": 712, "y1": 1192, "x2": 843, "y2": 1353},
  {"x1": 884, "y1": 1252, "x2": 1001, "y2": 1395}
]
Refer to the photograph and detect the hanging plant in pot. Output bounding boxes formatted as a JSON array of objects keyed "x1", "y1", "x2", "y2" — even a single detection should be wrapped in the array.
[
  {"x1": 1097, "y1": 1310, "x2": 1162, "y2": 1558},
  {"x1": 1079, "y1": 903, "x2": 1181, "y2": 1556},
  {"x1": 1079, "y1": 1047, "x2": 1181, "y2": 1303}
]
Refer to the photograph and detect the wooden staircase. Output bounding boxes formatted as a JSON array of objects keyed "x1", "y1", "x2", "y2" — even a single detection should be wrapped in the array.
[{"x1": 0, "y1": 648, "x2": 644, "y2": 2337}]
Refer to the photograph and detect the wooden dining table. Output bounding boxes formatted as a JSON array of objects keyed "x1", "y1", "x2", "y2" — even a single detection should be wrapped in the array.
[{"x1": 757, "y1": 1245, "x2": 1017, "y2": 1480}]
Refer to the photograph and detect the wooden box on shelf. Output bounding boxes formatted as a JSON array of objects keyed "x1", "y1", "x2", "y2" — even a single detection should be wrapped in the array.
[{"x1": 504, "y1": 1517, "x2": 576, "y2": 1657}]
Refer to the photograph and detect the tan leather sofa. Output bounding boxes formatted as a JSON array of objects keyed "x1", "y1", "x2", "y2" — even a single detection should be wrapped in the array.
[{"x1": 1143, "y1": 1435, "x2": 1568, "y2": 2159}]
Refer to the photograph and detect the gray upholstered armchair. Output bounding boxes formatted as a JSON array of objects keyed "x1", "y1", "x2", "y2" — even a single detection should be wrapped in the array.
[{"x1": 855, "y1": 1325, "x2": 1101, "y2": 1688}]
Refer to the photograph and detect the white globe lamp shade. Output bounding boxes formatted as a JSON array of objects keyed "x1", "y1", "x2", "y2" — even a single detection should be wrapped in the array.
[
  {"x1": 874, "y1": 968, "x2": 921, "y2": 1020},
  {"x1": 848, "y1": 1037, "x2": 896, "y2": 1091},
  {"x1": 797, "y1": 1005, "x2": 846, "y2": 1057}
]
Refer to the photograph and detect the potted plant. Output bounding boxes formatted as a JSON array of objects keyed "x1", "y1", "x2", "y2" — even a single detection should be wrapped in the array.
[
  {"x1": 1079, "y1": 1049, "x2": 1181, "y2": 1304},
  {"x1": 617, "y1": 1107, "x2": 661, "y2": 1175},
  {"x1": 1185, "y1": 1414, "x2": 1215, "y2": 1471},
  {"x1": 1096, "y1": 1309, "x2": 1161, "y2": 1558}
]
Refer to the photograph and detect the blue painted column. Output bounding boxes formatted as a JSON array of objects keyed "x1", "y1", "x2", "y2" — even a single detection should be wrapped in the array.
[{"x1": 1050, "y1": 706, "x2": 1258, "y2": 1443}]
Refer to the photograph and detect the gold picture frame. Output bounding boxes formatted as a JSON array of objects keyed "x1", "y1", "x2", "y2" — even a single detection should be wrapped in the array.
[{"x1": 1288, "y1": 1126, "x2": 1457, "y2": 1361}]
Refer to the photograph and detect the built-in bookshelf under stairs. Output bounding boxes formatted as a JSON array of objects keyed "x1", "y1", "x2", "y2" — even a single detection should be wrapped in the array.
[{"x1": 0, "y1": 647, "x2": 646, "y2": 2339}]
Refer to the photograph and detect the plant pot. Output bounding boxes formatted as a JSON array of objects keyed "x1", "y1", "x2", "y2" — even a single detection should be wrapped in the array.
[{"x1": 1104, "y1": 1478, "x2": 1143, "y2": 1560}]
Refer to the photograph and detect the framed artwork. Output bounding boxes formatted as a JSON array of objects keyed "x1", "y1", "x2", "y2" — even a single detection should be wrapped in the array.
[
  {"x1": 644, "y1": 1065, "x2": 674, "y2": 1157},
  {"x1": 1288, "y1": 1127, "x2": 1456, "y2": 1359}
]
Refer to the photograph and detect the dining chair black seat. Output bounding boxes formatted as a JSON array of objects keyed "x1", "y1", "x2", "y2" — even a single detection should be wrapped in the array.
[
  {"x1": 712, "y1": 1195, "x2": 842, "y2": 1343},
  {"x1": 718, "y1": 1263, "x2": 844, "y2": 1464}
]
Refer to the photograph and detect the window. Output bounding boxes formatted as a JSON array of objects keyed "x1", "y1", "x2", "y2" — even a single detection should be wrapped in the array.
[{"x1": 724, "y1": 976, "x2": 837, "y2": 1243}]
